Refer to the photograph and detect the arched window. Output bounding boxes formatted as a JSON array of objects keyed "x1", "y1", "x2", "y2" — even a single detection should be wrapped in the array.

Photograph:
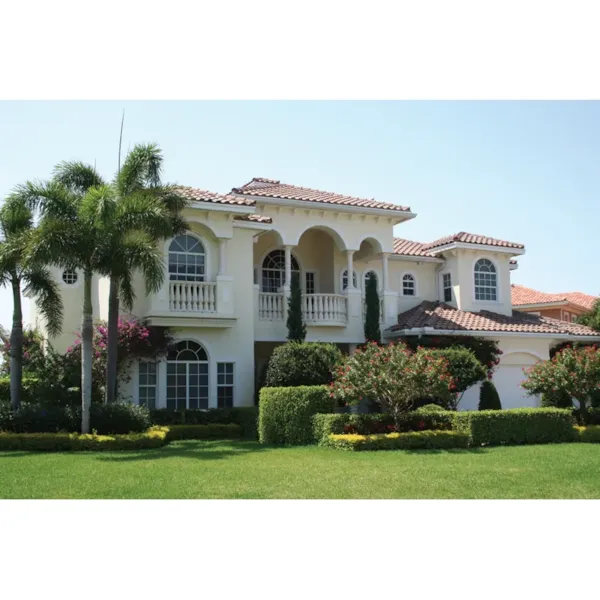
[
  {"x1": 169, "y1": 235, "x2": 206, "y2": 282},
  {"x1": 166, "y1": 340, "x2": 209, "y2": 410},
  {"x1": 474, "y1": 258, "x2": 497, "y2": 301},
  {"x1": 341, "y1": 269, "x2": 357, "y2": 291},
  {"x1": 402, "y1": 273, "x2": 416, "y2": 296},
  {"x1": 261, "y1": 250, "x2": 300, "y2": 292},
  {"x1": 363, "y1": 270, "x2": 378, "y2": 290}
]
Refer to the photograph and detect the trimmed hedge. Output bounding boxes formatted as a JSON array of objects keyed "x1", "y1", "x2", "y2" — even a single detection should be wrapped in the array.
[
  {"x1": 325, "y1": 430, "x2": 470, "y2": 451},
  {"x1": 0, "y1": 426, "x2": 169, "y2": 452},
  {"x1": 259, "y1": 385, "x2": 334, "y2": 445},
  {"x1": 264, "y1": 342, "x2": 343, "y2": 388},
  {"x1": 312, "y1": 411, "x2": 454, "y2": 443},
  {"x1": 150, "y1": 407, "x2": 257, "y2": 439},
  {"x1": 454, "y1": 408, "x2": 575, "y2": 446},
  {"x1": 166, "y1": 424, "x2": 242, "y2": 440},
  {"x1": 575, "y1": 425, "x2": 600, "y2": 443},
  {"x1": 478, "y1": 380, "x2": 502, "y2": 410},
  {"x1": 0, "y1": 402, "x2": 151, "y2": 434}
]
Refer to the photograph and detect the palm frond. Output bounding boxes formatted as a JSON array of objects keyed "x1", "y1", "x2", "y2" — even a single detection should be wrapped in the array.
[
  {"x1": 53, "y1": 161, "x2": 105, "y2": 194},
  {"x1": 0, "y1": 195, "x2": 33, "y2": 237},
  {"x1": 119, "y1": 271, "x2": 136, "y2": 311},
  {"x1": 120, "y1": 230, "x2": 165, "y2": 296},
  {"x1": 13, "y1": 180, "x2": 79, "y2": 222},
  {"x1": 116, "y1": 143, "x2": 163, "y2": 196},
  {"x1": 80, "y1": 185, "x2": 118, "y2": 231},
  {"x1": 23, "y1": 266, "x2": 64, "y2": 337},
  {"x1": 28, "y1": 218, "x2": 83, "y2": 270}
]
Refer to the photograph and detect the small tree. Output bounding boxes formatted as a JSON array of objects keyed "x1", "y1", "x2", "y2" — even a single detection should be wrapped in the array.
[
  {"x1": 364, "y1": 274, "x2": 381, "y2": 344},
  {"x1": 521, "y1": 345, "x2": 600, "y2": 423},
  {"x1": 286, "y1": 272, "x2": 306, "y2": 342},
  {"x1": 577, "y1": 298, "x2": 600, "y2": 332},
  {"x1": 429, "y1": 347, "x2": 487, "y2": 409},
  {"x1": 478, "y1": 380, "x2": 502, "y2": 410},
  {"x1": 331, "y1": 341, "x2": 455, "y2": 426}
]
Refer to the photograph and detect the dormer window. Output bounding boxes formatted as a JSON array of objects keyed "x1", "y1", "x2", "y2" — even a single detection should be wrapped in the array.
[{"x1": 474, "y1": 258, "x2": 497, "y2": 301}]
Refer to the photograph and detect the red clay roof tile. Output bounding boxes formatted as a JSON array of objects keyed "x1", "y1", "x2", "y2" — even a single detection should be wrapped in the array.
[
  {"x1": 423, "y1": 232, "x2": 524, "y2": 251},
  {"x1": 511, "y1": 284, "x2": 598, "y2": 311}
]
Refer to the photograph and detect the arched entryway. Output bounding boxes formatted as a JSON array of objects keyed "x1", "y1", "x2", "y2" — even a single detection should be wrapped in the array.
[{"x1": 166, "y1": 340, "x2": 209, "y2": 409}]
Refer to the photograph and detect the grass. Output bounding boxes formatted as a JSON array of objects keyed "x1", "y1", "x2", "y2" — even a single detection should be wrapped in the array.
[{"x1": 2, "y1": 441, "x2": 600, "y2": 499}]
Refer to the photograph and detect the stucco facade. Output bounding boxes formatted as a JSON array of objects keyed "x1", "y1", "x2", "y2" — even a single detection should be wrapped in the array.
[{"x1": 30, "y1": 178, "x2": 600, "y2": 411}]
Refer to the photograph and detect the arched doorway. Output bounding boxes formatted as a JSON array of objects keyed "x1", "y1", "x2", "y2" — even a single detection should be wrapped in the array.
[{"x1": 166, "y1": 340, "x2": 209, "y2": 409}]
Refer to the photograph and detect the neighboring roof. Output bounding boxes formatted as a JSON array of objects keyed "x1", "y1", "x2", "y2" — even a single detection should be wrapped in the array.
[
  {"x1": 387, "y1": 301, "x2": 600, "y2": 337},
  {"x1": 232, "y1": 178, "x2": 411, "y2": 213},
  {"x1": 234, "y1": 214, "x2": 272, "y2": 224},
  {"x1": 393, "y1": 238, "x2": 436, "y2": 257},
  {"x1": 511, "y1": 284, "x2": 598, "y2": 311},
  {"x1": 177, "y1": 186, "x2": 255, "y2": 206},
  {"x1": 423, "y1": 232, "x2": 524, "y2": 251}
]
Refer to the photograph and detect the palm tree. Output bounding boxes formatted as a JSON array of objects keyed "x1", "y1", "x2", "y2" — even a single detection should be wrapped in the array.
[
  {"x1": 54, "y1": 144, "x2": 187, "y2": 404},
  {"x1": 0, "y1": 194, "x2": 63, "y2": 410}
]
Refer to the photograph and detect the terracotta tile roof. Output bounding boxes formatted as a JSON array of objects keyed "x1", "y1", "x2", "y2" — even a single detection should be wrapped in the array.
[
  {"x1": 387, "y1": 301, "x2": 600, "y2": 337},
  {"x1": 177, "y1": 186, "x2": 255, "y2": 206},
  {"x1": 393, "y1": 238, "x2": 436, "y2": 257},
  {"x1": 232, "y1": 178, "x2": 411, "y2": 212},
  {"x1": 234, "y1": 214, "x2": 272, "y2": 224},
  {"x1": 423, "y1": 232, "x2": 524, "y2": 251},
  {"x1": 511, "y1": 284, "x2": 598, "y2": 311}
]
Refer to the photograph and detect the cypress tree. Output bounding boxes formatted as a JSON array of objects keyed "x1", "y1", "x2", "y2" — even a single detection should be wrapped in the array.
[
  {"x1": 478, "y1": 380, "x2": 502, "y2": 410},
  {"x1": 286, "y1": 272, "x2": 306, "y2": 342},
  {"x1": 364, "y1": 274, "x2": 381, "y2": 344}
]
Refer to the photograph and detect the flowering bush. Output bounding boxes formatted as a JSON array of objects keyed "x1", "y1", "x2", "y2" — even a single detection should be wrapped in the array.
[
  {"x1": 331, "y1": 341, "x2": 455, "y2": 426},
  {"x1": 65, "y1": 317, "x2": 173, "y2": 394},
  {"x1": 521, "y1": 345, "x2": 600, "y2": 422},
  {"x1": 0, "y1": 328, "x2": 47, "y2": 377}
]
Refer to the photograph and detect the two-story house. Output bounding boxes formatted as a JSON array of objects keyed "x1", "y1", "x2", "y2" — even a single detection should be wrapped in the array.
[{"x1": 31, "y1": 177, "x2": 600, "y2": 412}]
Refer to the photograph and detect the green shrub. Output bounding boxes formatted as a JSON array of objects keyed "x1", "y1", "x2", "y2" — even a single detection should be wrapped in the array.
[
  {"x1": 311, "y1": 411, "x2": 454, "y2": 443},
  {"x1": 0, "y1": 377, "x2": 40, "y2": 404},
  {"x1": 575, "y1": 425, "x2": 600, "y2": 443},
  {"x1": 0, "y1": 426, "x2": 169, "y2": 452},
  {"x1": 259, "y1": 385, "x2": 334, "y2": 445},
  {"x1": 150, "y1": 407, "x2": 257, "y2": 439},
  {"x1": 454, "y1": 408, "x2": 575, "y2": 446},
  {"x1": 89, "y1": 403, "x2": 151, "y2": 434},
  {"x1": 325, "y1": 430, "x2": 470, "y2": 451},
  {"x1": 166, "y1": 424, "x2": 242, "y2": 440},
  {"x1": 264, "y1": 342, "x2": 343, "y2": 388},
  {"x1": 478, "y1": 380, "x2": 502, "y2": 410},
  {"x1": 416, "y1": 404, "x2": 449, "y2": 413},
  {"x1": 541, "y1": 390, "x2": 573, "y2": 409}
]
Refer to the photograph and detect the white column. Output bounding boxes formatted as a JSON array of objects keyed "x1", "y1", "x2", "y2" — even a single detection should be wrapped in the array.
[
  {"x1": 218, "y1": 239, "x2": 228, "y2": 276},
  {"x1": 284, "y1": 245, "x2": 293, "y2": 291},
  {"x1": 346, "y1": 250, "x2": 355, "y2": 289},
  {"x1": 381, "y1": 252, "x2": 390, "y2": 291}
]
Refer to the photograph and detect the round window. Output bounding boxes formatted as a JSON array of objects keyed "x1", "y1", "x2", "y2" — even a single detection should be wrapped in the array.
[{"x1": 62, "y1": 269, "x2": 78, "y2": 285}]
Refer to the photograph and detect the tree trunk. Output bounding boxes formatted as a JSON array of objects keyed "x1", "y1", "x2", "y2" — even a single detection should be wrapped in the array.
[
  {"x1": 81, "y1": 270, "x2": 94, "y2": 434},
  {"x1": 9, "y1": 278, "x2": 23, "y2": 411},
  {"x1": 105, "y1": 277, "x2": 120, "y2": 404}
]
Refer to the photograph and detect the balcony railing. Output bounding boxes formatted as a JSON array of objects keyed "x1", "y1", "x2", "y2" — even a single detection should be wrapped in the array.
[
  {"x1": 302, "y1": 293, "x2": 347, "y2": 324},
  {"x1": 169, "y1": 281, "x2": 217, "y2": 313},
  {"x1": 258, "y1": 292, "x2": 348, "y2": 325}
]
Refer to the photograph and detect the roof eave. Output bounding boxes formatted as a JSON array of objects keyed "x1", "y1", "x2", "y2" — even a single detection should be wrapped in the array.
[
  {"x1": 427, "y1": 242, "x2": 525, "y2": 256},
  {"x1": 389, "y1": 254, "x2": 444, "y2": 264},
  {"x1": 384, "y1": 327, "x2": 600, "y2": 340}
]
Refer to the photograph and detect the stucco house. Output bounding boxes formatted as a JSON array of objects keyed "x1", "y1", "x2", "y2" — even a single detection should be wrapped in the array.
[
  {"x1": 30, "y1": 177, "x2": 600, "y2": 411},
  {"x1": 511, "y1": 284, "x2": 597, "y2": 323}
]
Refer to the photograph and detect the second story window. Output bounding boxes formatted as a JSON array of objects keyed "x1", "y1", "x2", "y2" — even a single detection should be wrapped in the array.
[
  {"x1": 443, "y1": 273, "x2": 452, "y2": 302},
  {"x1": 342, "y1": 269, "x2": 357, "y2": 291},
  {"x1": 262, "y1": 250, "x2": 300, "y2": 293},
  {"x1": 169, "y1": 235, "x2": 205, "y2": 282},
  {"x1": 474, "y1": 258, "x2": 497, "y2": 301},
  {"x1": 402, "y1": 273, "x2": 416, "y2": 296}
]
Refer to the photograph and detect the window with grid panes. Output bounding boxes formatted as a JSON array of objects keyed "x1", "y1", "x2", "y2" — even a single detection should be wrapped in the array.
[
  {"x1": 474, "y1": 259, "x2": 497, "y2": 301},
  {"x1": 443, "y1": 273, "x2": 452, "y2": 302},
  {"x1": 217, "y1": 363, "x2": 234, "y2": 408},
  {"x1": 261, "y1": 250, "x2": 300, "y2": 292},
  {"x1": 402, "y1": 273, "x2": 416, "y2": 296},
  {"x1": 138, "y1": 362, "x2": 157, "y2": 409},
  {"x1": 168, "y1": 235, "x2": 205, "y2": 282},
  {"x1": 166, "y1": 341, "x2": 209, "y2": 409},
  {"x1": 305, "y1": 272, "x2": 315, "y2": 294}
]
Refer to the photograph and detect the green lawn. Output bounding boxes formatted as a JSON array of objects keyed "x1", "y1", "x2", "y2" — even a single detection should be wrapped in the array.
[{"x1": 1, "y1": 441, "x2": 600, "y2": 499}]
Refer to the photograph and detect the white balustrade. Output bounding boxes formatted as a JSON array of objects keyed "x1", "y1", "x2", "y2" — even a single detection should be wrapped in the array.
[
  {"x1": 169, "y1": 281, "x2": 217, "y2": 313},
  {"x1": 302, "y1": 294, "x2": 348, "y2": 324},
  {"x1": 259, "y1": 292, "x2": 285, "y2": 321}
]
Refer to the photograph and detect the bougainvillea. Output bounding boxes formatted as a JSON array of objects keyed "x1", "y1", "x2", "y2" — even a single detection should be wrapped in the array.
[
  {"x1": 521, "y1": 345, "x2": 600, "y2": 422},
  {"x1": 65, "y1": 317, "x2": 174, "y2": 395},
  {"x1": 0, "y1": 327, "x2": 47, "y2": 377},
  {"x1": 331, "y1": 341, "x2": 455, "y2": 425}
]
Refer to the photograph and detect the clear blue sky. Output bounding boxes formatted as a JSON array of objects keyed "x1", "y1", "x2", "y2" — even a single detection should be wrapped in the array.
[{"x1": 1, "y1": 101, "x2": 598, "y2": 329}]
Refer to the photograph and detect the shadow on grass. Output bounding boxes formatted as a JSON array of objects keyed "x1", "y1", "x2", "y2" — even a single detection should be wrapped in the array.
[
  {"x1": 402, "y1": 447, "x2": 490, "y2": 455},
  {"x1": 95, "y1": 439, "x2": 267, "y2": 463}
]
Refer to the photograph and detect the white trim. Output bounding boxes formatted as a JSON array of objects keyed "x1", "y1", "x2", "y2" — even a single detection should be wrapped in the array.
[
  {"x1": 389, "y1": 254, "x2": 444, "y2": 264},
  {"x1": 384, "y1": 327, "x2": 600, "y2": 341},
  {"x1": 514, "y1": 301, "x2": 569, "y2": 310},
  {"x1": 428, "y1": 241, "x2": 525, "y2": 256},
  {"x1": 472, "y1": 255, "x2": 500, "y2": 304},
  {"x1": 501, "y1": 349, "x2": 546, "y2": 362},
  {"x1": 232, "y1": 220, "x2": 273, "y2": 231},
  {"x1": 165, "y1": 232, "x2": 212, "y2": 282},
  {"x1": 400, "y1": 271, "x2": 418, "y2": 297},
  {"x1": 356, "y1": 234, "x2": 384, "y2": 254},
  {"x1": 189, "y1": 202, "x2": 255, "y2": 215},
  {"x1": 233, "y1": 193, "x2": 417, "y2": 220}
]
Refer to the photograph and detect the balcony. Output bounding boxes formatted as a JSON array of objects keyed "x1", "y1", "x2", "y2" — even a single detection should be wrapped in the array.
[
  {"x1": 258, "y1": 292, "x2": 348, "y2": 326},
  {"x1": 169, "y1": 281, "x2": 217, "y2": 313}
]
